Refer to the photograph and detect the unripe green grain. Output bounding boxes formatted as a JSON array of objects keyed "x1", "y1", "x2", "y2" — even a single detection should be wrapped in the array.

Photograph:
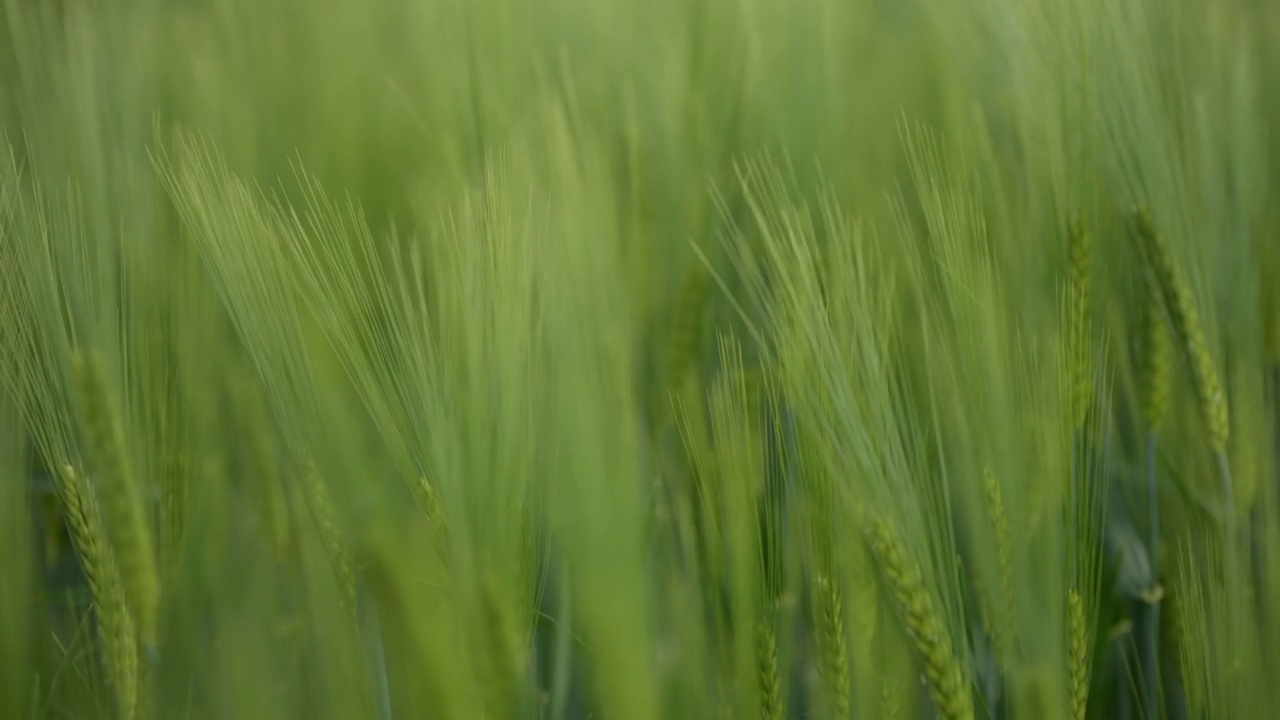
[
  {"x1": 70, "y1": 349, "x2": 159, "y2": 651},
  {"x1": 57, "y1": 464, "x2": 137, "y2": 720},
  {"x1": 1129, "y1": 209, "x2": 1229, "y2": 456},
  {"x1": 981, "y1": 469, "x2": 1014, "y2": 661},
  {"x1": 1067, "y1": 215, "x2": 1092, "y2": 431},
  {"x1": 300, "y1": 461, "x2": 356, "y2": 613},
  {"x1": 1139, "y1": 288, "x2": 1172, "y2": 430},
  {"x1": 814, "y1": 574, "x2": 849, "y2": 717},
  {"x1": 1067, "y1": 587, "x2": 1089, "y2": 720},
  {"x1": 756, "y1": 619, "x2": 783, "y2": 720},
  {"x1": 866, "y1": 517, "x2": 972, "y2": 720}
]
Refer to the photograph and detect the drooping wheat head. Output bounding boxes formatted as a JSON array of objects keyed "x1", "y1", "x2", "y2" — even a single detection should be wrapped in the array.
[
  {"x1": 865, "y1": 517, "x2": 973, "y2": 720},
  {"x1": 299, "y1": 459, "x2": 357, "y2": 614},
  {"x1": 1129, "y1": 209, "x2": 1228, "y2": 456}
]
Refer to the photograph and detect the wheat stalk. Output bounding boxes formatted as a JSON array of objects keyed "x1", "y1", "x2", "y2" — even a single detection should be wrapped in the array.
[
  {"x1": 865, "y1": 517, "x2": 973, "y2": 720},
  {"x1": 1138, "y1": 286, "x2": 1169, "y2": 720},
  {"x1": 480, "y1": 575, "x2": 526, "y2": 718},
  {"x1": 70, "y1": 349, "x2": 160, "y2": 652}
]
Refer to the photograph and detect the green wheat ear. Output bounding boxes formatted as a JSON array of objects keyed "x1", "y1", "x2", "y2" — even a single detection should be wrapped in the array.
[
  {"x1": 57, "y1": 464, "x2": 137, "y2": 720},
  {"x1": 814, "y1": 574, "x2": 850, "y2": 718},
  {"x1": 1067, "y1": 214, "x2": 1093, "y2": 430},
  {"x1": 300, "y1": 460, "x2": 357, "y2": 614},
  {"x1": 756, "y1": 619, "x2": 783, "y2": 720},
  {"x1": 412, "y1": 475, "x2": 447, "y2": 546},
  {"x1": 981, "y1": 469, "x2": 1014, "y2": 662},
  {"x1": 865, "y1": 517, "x2": 973, "y2": 720},
  {"x1": 1128, "y1": 208, "x2": 1229, "y2": 455},
  {"x1": 661, "y1": 260, "x2": 710, "y2": 397},
  {"x1": 1067, "y1": 587, "x2": 1090, "y2": 720},
  {"x1": 70, "y1": 349, "x2": 160, "y2": 652},
  {"x1": 1139, "y1": 287, "x2": 1172, "y2": 430}
]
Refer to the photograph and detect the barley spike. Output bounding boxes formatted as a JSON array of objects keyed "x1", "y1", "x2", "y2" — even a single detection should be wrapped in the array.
[
  {"x1": 1129, "y1": 209, "x2": 1229, "y2": 455},
  {"x1": 70, "y1": 349, "x2": 160, "y2": 651},
  {"x1": 1067, "y1": 587, "x2": 1089, "y2": 720},
  {"x1": 866, "y1": 517, "x2": 973, "y2": 720}
]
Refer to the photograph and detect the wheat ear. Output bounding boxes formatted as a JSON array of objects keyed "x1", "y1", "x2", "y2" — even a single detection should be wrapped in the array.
[
  {"x1": 57, "y1": 464, "x2": 138, "y2": 720},
  {"x1": 866, "y1": 517, "x2": 973, "y2": 720},
  {"x1": 1067, "y1": 215, "x2": 1093, "y2": 430},
  {"x1": 815, "y1": 574, "x2": 850, "y2": 717},
  {"x1": 1139, "y1": 289, "x2": 1172, "y2": 431},
  {"x1": 1128, "y1": 209, "x2": 1228, "y2": 456},
  {"x1": 70, "y1": 349, "x2": 159, "y2": 651},
  {"x1": 1129, "y1": 209, "x2": 1237, "y2": 602},
  {"x1": 756, "y1": 619, "x2": 783, "y2": 720},
  {"x1": 982, "y1": 469, "x2": 1014, "y2": 661},
  {"x1": 300, "y1": 461, "x2": 357, "y2": 613},
  {"x1": 1067, "y1": 587, "x2": 1090, "y2": 720},
  {"x1": 411, "y1": 475, "x2": 447, "y2": 546},
  {"x1": 661, "y1": 261, "x2": 710, "y2": 401}
]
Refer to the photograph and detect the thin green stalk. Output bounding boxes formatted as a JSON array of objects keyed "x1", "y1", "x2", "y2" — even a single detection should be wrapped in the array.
[{"x1": 1143, "y1": 431, "x2": 1160, "y2": 720}]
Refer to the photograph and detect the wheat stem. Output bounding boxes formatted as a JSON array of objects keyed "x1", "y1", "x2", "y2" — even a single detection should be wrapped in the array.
[{"x1": 1143, "y1": 432, "x2": 1161, "y2": 720}]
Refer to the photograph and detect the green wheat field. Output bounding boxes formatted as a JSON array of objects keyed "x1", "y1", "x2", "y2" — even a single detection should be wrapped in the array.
[{"x1": 2, "y1": 0, "x2": 1279, "y2": 718}]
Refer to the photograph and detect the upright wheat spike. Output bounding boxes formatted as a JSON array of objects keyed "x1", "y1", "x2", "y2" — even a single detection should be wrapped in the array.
[
  {"x1": 57, "y1": 464, "x2": 137, "y2": 720},
  {"x1": 1067, "y1": 587, "x2": 1089, "y2": 720},
  {"x1": 815, "y1": 574, "x2": 850, "y2": 717},
  {"x1": 300, "y1": 461, "x2": 357, "y2": 613},
  {"x1": 661, "y1": 261, "x2": 710, "y2": 397},
  {"x1": 70, "y1": 349, "x2": 159, "y2": 651},
  {"x1": 1129, "y1": 209, "x2": 1228, "y2": 456},
  {"x1": 982, "y1": 469, "x2": 1014, "y2": 661},
  {"x1": 1139, "y1": 289, "x2": 1172, "y2": 431},
  {"x1": 866, "y1": 517, "x2": 973, "y2": 720},
  {"x1": 756, "y1": 619, "x2": 783, "y2": 720},
  {"x1": 1067, "y1": 215, "x2": 1092, "y2": 430}
]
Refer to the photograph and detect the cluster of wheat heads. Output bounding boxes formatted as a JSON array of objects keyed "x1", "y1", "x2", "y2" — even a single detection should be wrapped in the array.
[{"x1": 3, "y1": 0, "x2": 1280, "y2": 718}]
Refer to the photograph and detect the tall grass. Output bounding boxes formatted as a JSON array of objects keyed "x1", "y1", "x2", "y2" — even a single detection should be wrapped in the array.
[{"x1": 1, "y1": 0, "x2": 1278, "y2": 718}]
